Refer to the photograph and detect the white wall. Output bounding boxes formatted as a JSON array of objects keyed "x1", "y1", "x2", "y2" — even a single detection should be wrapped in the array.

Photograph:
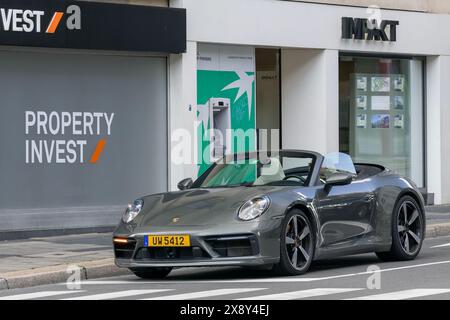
[
  {"x1": 426, "y1": 56, "x2": 441, "y2": 203},
  {"x1": 440, "y1": 56, "x2": 450, "y2": 204},
  {"x1": 168, "y1": 41, "x2": 198, "y2": 190},
  {"x1": 182, "y1": 0, "x2": 449, "y2": 56},
  {"x1": 426, "y1": 55, "x2": 450, "y2": 204},
  {"x1": 409, "y1": 60, "x2": 424, "y2": 189},
  {"x1": 281, "y1": 49, "x2": 339, "y2": 154},
  {"x1": 289, "y1": 0, "x2": 450, "y2": 14}
]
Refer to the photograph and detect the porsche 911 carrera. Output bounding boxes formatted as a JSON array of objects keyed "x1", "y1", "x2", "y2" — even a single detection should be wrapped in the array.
[{"x1": 113, "y1": 150, "x2": 425, "y2": 279}]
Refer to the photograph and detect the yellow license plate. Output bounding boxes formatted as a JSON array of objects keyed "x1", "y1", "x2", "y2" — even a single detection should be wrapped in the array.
[{"x1": 145, "y1": 235, "x2": 191, "y2": 247}]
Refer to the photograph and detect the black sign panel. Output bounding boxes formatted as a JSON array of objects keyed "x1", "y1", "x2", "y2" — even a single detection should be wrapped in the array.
[
  {"x1": 342, "y1": 17, "x2": 399, "y2": 42},
  {"x1": 0, "y1": 0, "x2": 186, "y2": 53}
]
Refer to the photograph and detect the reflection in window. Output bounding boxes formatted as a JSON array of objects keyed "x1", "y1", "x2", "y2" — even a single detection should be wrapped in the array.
[
  {"x1": 339, "y1": 56, "x2": 424, "y2": 187},
  {"x1": 320, "y1": 152, "x2": 357, "y2": 182}
]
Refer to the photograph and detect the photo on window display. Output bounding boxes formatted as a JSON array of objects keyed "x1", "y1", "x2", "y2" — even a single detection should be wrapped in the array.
[
  {"x1": 371, "y1": 76, "x2": 391, "y2": 92},
  {"x1": 356, "y1": 114, "x2": 367, "y2": 128},
  {"x1": 394, "y1": 114, "x2": 405, "y2": 129},
  {"x1": 356, "y1": 76, "x2": 367, "y2": 91},
  {"x1": 371, "y1": 114, "x2": 390, "y2": 129},
  {"x1": 356, "y1": 95, "x2": 367, "y2": 109},
  {"x1": 394, "y1": 96, "x2": 405, "y2": 110},
  {"x1": 394, "y1": 76, "x2": 405, "y2": 92},
  {"x1": 371, "y1": 96, "x2": 390, "y2": 111}
]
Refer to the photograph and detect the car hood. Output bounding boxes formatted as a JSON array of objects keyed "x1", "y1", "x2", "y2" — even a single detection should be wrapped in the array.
[{"x1": 136, "y1": 186, "x2": 284, "y2": 227}]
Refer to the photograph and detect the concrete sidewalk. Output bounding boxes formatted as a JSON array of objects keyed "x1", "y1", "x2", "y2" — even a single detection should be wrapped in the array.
[
  {"x1": 1, "y1": 208, "x2": 450, "y2": 291},
  {"x1": 0, "y1": 233, "x2": 130, "y2": 290}
]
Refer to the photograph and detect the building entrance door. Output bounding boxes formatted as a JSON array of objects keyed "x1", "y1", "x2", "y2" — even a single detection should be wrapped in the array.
[{"x1": 256, "y1": 48, "x2": 281, "y2": 151}]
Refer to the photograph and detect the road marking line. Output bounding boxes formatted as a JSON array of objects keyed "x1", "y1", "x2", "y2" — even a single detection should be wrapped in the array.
[
  {"x1": 57, "y1": 280, "x2": 166, "y2": 285},
  {"x1": 57, "y1": 260, "x2": 450, "y2": 285},
  {"x1": 191, "y1": 259, "x2": 450, "y2": 283},
  {"x1": 57, "y1": 280, "x2": 160, "y2": 285},
  {"x1": 237, "y1": 288, "x2": 363, "y2": 300},
  {"x1": 0, "y1": 291, "x2": 84, "y2": 300},
  {"x1": 431, "y1": 243, "x2": 450, "y2": 248},
  {"x1": 141, "y1": 288, "x2": 266, "y2": 300},
  {"x1": 347, "y1": 289, "x2": 450, "y2": 300},
  {"x1": 62, "y1": 289, "x2": 172, "y2": 300}
]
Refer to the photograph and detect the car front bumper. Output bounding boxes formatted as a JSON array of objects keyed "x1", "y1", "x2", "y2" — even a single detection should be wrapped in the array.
[{"x1": 113, "y1": 219, "x2": 282, "y2": 268}]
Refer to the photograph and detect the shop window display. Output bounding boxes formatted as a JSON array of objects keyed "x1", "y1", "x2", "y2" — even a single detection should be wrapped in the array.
[{"x1": 339, "y1": 56, "x2": 424, "y2": 187}]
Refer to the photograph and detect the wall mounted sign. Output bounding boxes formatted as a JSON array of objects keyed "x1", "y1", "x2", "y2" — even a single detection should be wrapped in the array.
[
  {"x1": 0, "y1": 0, "x2": 186, "y2": 53},
  {"x1": 342, "y1": 17, "x2": 399, "y2": 42}
]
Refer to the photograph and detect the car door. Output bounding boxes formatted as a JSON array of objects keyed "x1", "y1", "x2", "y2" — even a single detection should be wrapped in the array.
[{"x1": 315, "y1": 153, "x2": 375, "y2": 246}]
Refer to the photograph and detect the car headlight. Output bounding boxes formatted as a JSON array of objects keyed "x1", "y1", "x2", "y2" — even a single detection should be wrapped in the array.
[
  {"x1": 238, "y1": 196, "x2": 270, "y2": 221},
  {"x1": 122, "y1": 199, "x2": 144, "y2": 223}
]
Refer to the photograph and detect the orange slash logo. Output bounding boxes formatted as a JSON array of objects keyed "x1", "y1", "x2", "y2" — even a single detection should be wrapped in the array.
[
  {"x1": 90, "y1": 139, "x2": 107, "y2": 164},
  {"x1": 46, "y1": 12, "x2": 64, "y2": 34}
]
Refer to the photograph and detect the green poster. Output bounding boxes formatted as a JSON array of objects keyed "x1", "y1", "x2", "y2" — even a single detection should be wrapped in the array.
[{"x1": 197, "y1": 44, "x2": 256, "y2": 176}]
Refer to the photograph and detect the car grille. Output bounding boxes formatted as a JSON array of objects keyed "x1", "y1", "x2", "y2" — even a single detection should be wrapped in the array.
[
  {"x1": 205, "y1": 234, "x2": 259, "y2": 257},
  {"x1": 117, "y1": 234, "x2": 260, "y2": 261},
  {"x1": 134, "y1": 246, "x2": 211, "y2": 261},
  {"x1": 114, "y1": 239, "x2": 137, "y2": 259}
]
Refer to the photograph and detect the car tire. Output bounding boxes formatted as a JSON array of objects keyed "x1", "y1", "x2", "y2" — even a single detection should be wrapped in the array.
[
  {"x1": 273, "y1": 209, "x2": 315, "y2": 276},
  {"x1": 130, "y1": 267, "x2": 173, "y2": 279},
  {"x1": 376, "y1": 195, "x2": 425, "y2": 262}
]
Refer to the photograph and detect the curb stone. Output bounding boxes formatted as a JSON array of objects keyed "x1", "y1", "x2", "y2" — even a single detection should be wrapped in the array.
[
  {"x1": 0, "y1": 258, "x2": 131, "y2": 291},
  {"x1": 426, "y1": 222, "x2": 450, "y2": 238},
  {"x1": 82, "y1": 259, "x2": 132, "y2": 280},
  {"x1": 0, "y1": 278, "x2": 8, "y2": 290}
]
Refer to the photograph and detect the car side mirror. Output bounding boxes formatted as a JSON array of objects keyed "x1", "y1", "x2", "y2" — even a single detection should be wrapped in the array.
[
  {"x1": 178, "y1": 178, "x2": 193, "y2": 190},
  {"x1": 324, "y1": 173, "x2": 353, "y2": 192}
]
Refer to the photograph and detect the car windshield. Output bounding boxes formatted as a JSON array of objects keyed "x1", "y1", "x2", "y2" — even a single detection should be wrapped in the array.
[{"x1": 192, "y1": 151, "x2": 316, "y2": 188}]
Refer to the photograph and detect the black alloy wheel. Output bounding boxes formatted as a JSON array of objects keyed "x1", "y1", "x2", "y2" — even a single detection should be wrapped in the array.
[
  {"x1": 274, "y1": 209, "x2": 315, "y2": 275},
  {"x1": 377, "y1": 195, "x2": 425, "y2": 261}
]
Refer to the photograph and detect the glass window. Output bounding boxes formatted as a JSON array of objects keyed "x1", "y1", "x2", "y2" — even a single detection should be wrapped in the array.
[
  {"x1": 339, "y1": 56, "x2": 424, "y2": 187},
  {"x1": 193, "y1": 151, "x2": 315, "y2": 188}
]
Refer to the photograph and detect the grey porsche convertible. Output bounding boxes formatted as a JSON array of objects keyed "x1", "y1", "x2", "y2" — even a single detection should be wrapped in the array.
[{"x1": 113, "y1": 150, "x2": 425, "y2": 279}]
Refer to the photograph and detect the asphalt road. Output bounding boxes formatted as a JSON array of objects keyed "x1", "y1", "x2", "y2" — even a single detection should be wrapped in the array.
[{"x1": 1, "y1": 235, "x2": 450, "y2": 300}]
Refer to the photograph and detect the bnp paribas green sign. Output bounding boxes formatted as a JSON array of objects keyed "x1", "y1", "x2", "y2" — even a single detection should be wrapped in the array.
[{"x1": 196, "y1": 44, "x2": 256, "y2": 176}]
